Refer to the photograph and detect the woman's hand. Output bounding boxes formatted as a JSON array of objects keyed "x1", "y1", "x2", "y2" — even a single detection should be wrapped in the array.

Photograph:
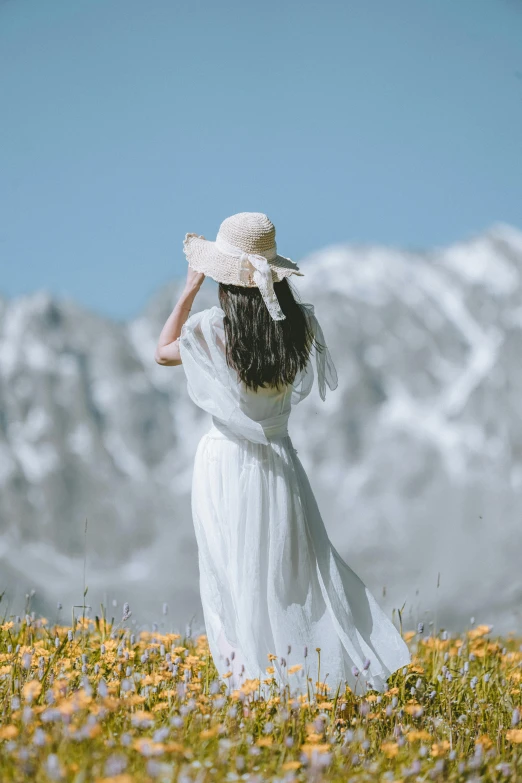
[{"x1": 185, "y1": 266, "x2": 205, "y2": 294}]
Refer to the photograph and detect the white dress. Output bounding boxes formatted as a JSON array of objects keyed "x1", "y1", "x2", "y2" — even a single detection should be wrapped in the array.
[{"x1": 179, "y1": 304, "x2": 411, "y2": 696}]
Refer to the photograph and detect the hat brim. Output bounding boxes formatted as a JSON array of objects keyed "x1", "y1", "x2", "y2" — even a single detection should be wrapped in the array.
[{"x1": 183, "y1": 234, "x2": 304, "y2": 287}]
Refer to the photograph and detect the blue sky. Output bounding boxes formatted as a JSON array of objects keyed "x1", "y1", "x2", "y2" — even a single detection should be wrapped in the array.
[{"x1": 1, "y1": 0, "x2": 521, "y2": 320}]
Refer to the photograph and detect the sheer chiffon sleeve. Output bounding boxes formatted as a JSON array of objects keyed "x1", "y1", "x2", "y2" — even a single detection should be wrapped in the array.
[
  {"x1": 178, "y1": 307, "x2": 270, "y2": 445},
  {"x1": 291, "y1": 303, "x2": 338, "y2": 405}
]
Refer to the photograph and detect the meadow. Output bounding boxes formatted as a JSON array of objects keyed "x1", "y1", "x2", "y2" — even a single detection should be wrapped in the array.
[{"x1": 1, "y1": 600, "x2": 521, "y2": 782}]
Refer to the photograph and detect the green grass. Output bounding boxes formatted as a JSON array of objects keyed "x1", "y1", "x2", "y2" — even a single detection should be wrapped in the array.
[{"x1": 0, "y1": 609, "x2": 521, "y2": 782}]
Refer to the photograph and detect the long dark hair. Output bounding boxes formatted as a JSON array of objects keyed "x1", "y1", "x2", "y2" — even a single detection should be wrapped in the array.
[{"x1": 218, "y1": 277, "x2": 321, "y2": 392}]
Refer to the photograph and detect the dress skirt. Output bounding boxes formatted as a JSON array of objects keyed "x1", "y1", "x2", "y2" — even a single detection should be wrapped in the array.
[{"x1": 191, "y1": 421, "x2": 411, "y2": 698}]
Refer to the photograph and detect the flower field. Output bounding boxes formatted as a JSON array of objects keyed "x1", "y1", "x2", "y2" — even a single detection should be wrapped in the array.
[{"x1": 1, "y1": 607, "x2": 522, "y2": 782}]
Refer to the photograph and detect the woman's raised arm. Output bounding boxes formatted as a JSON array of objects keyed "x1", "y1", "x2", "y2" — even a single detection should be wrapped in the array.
[{"x1": 154, "y1": 267, "x2": 205, "y2": 366}]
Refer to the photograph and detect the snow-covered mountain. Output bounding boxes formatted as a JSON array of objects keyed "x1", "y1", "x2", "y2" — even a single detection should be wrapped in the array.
[{"x1": 1, "y1": 224, "x2": 522, "y2": 634}]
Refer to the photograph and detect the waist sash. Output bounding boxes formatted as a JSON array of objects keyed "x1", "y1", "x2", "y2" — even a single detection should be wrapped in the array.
[{"x1": 210, "y1": 412, "x2": 290, "y2": 441}]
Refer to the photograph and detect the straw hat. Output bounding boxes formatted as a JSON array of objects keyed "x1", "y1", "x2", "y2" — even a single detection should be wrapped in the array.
[{"x1": 183, "y1": 212, "x2": 303, "y2": 321}]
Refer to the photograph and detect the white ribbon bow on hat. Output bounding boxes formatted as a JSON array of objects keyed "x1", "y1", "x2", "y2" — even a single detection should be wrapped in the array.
[{"x1": 215, "y1": 237, "x2": 286, "y2": 321}]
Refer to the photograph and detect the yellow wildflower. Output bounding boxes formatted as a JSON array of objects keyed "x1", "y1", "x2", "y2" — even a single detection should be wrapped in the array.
[
  {"x1": 241, "y1": 678, "x2": 260, "y2": 695},
  {"x1": 122, "y1": 695, "x2": 146, "y2": 705},
  {"x1": 301, "y1": 742, "x2": 331, "y2": 756},
  {"x1": 405, "y1": 703, "x2": 423, "y2": 716},
  {"x1": 381, "y1": 741, "x2": 399, "y2": 758},
  {"x1": 164, "y1": 742, "x2": 186, "y2": 753},
  {"x1": 282, "y1": 761, "x2": 301, "y2": 770},
  {"x1": 200, "y1": 725, "x2": 222, "y2": 739},
  {"x1": 22, "y1": 679, "x2": 43, "y2": 702},
  {"x1": 431, "y1": 741, "x2": 451, "y2": 756},
  {"x1": 305, "y1": 733, "x2": 323, "y2": 743},
  {"x1": 406, "y1": 730, "x2": 432, "y2": 742},
  {"x1": 152, "y1": 701, "x2": 170, "y2": 712},
  {"x1": 468, "y1": 624, "x2": 492, "y2": 639},
  {"x1": 95, "y1": 775, "x2": 134, "y2": 783},
  {"x1": 0, "y1": 726, "x2": 18, "y2": 740}
]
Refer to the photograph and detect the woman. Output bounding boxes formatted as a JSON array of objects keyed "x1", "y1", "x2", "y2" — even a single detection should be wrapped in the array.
[{"x1": 155, "y1": 212, "x2": 410, "y2": 696}]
